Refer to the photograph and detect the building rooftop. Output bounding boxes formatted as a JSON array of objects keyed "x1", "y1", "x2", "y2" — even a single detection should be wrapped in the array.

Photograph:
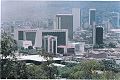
[
  {"x1": 52, "y1": 63, "x2": 65, "y2": 67},
  {"x1": 57, "y1": 45, "x2": 75, "y2": 48},
  {"x1": 89, "y1": 9, "x2": 96, "y2": 10},
  {"x1": 110, "y1": 29, "x2": 120, "y2": 33},
  {"x1": 17, "y1": 55, "x2": 63, "y2": 62},
  {"x1": 56, "y1": 14, "x2": 73, "y2": 16}
]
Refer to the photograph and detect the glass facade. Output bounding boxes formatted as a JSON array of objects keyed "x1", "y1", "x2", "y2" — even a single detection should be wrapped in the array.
[
  {"x1": 53, "y1": 40, "x2": 56, "y2": 54},
  {"x1": 96, "y1": 27, "x2": 103, "y2": 45},
  {"x1": 42, "y1": 32, "x2": 66, "y2": 46},
  {"x1": 56, "y1": 15, "x2": 73, "y2": 40},
  {"x1": 25, "y1": 32, "x2": 36, "y2": 45},
  {"x1": 90, "y1": 10, "x2": 96, "y2": 25},
  {"x1": 18, "y1": 31, "x2": 24, "y2": 40},
  {"x1": 50, "y1": 40, "x2": 52, "y2": 53}
]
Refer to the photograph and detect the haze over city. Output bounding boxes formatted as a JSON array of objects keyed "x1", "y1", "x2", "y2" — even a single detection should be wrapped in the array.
[
  {"x1": 2, "y1": 1, "x2": 120, "y2": 22},
  {"x1": 1, "y1": 1, "x2": 120, "y2": 79}
]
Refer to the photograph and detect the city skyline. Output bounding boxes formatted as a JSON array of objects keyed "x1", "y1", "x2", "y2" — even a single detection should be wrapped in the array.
[{"x1": 1, "y1": 1, "x2": 120, "y2": 79}]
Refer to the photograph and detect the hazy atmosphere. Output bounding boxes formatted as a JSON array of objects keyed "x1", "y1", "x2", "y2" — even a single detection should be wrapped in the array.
[
  {"x1": 1, "y1": 1, "x2": 120, "y2": 79},
  {"x1": 2, "y1": 1, "x2": 120, "y2": 22}
]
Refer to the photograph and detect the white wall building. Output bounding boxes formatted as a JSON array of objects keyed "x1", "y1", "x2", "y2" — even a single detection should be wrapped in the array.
[
  {"x1": 57, "y1": 42, "x2": 85, "y2": 55},
  {"x1": 14, "y1": 28, "x2": 68, "y2": 50},
  {"x1": 43, "y1": 35, "x2": 57, "y2": 54},
  {"x1": 68, "y1": 42, "x2": 85, "y2": 55}
]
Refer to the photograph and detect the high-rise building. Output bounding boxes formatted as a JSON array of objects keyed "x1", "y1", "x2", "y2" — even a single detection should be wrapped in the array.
[
  {"x1": 89, "y1": 9, "x2": 96, "y2": 44},
  {"x1": 92, "y1": 22, "x2": 96, "y2": 45},
  {"x1": 109, "y1": 12, "x2": 119, "y2": 29},
  {"x1": 43, "y1": 35, "x2": 57, "y2": 54},
  {"x1": 55, "y1": 14, "x2": 73, "y2": 40},
  {"x1": 72, "y1": 8, "x2": 81, "y2": 31},
  {"x1": 89, "y1": 9, "x2": 96, "y2": 26},
  {"x1": 95, "y1": 26, "x2": 103, "y2": 45}
]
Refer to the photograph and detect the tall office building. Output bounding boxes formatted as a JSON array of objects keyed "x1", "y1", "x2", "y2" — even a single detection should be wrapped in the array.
[
  {"x1": 43, "y1": 35, "x2": 57, "y2": 54},
  {"x1": 89, "y1": 9, "x2": 96, "y2": 44},
  {"x1": 109, "y1": 12, "x2": 119, "y2": 29},
  {"x1": 95, "y1": 26, "x2": 103, "y2": 45},
  {"x1": 55, "y1": 14, "x2": 73, "y2": 40},
  {"x1": 92, "y1": 22, "x2": 96, "y2": 45},
  {"x1": 72, "y1": 8, "x2": 81, "y2": 31},
  {"x1": 89, "y1": 9, "x2": 96, "y2": 26}
]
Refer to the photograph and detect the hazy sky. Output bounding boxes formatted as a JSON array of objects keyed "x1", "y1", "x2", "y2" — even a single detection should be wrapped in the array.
[{"x1": 1, "y1": 1, "x2": 120, "y2": 22}]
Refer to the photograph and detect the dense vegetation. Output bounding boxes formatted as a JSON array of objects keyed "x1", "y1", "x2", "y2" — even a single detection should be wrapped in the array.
[{"x1": 58, "y1": 60, "x2": 120, "y2": 79}]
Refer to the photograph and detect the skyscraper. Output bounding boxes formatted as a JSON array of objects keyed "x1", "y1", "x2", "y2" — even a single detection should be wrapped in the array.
[
  {"x1": 55, "y1": 14, "x2": 73, "y2": 40},
  {"x1": 89, "y1": 9, "x2": 96, "y2": 44},
  {"x1": 89, "y1": 9, "x2": 96, "y2": 26},
  {"x1": 92, "y1": 22, "x2": 96, "y2": 45},
  {"x1": 95, "y1": 26, "x2": 103, "y2": 45},
  {"x1": 72, "y1": 8, "x2": 81, "y2": 31},
  {"x1": 109, "y1": 12, "x2": 119, "y2": 29}
]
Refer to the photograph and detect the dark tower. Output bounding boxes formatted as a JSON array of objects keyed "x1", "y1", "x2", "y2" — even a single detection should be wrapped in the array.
[{"x1": 96, "y1": 27, "x2": 103, "y2": 45}]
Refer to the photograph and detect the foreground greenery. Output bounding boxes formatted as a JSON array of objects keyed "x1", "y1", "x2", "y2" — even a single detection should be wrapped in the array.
[
  {"x1": 58, "y1": 60, "x2": 120, "y2": 79},
  {"x1": 1, "y1": 59, "x2": 120, "y2": 79}
]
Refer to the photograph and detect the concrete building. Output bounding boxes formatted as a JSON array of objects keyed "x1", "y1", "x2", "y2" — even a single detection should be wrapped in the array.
[
  {"x1": 14, "y1": 28, "x2": 40, "y2": 47},
  {"x1": 14, "y1": 28, "x2": 68, "y2": 49},
  {"x1": 72, "y1": 8, "x2": 81, "y2": 31},
  {"x1": 92, "y1": 22, "x2": 96, "y2": 45},
  {"x1": 68, "y1": 42, "x2": 85, "y2": 55},
  {"x1": 109, "y1": 12, "x2": 119, "y2": 29},
  {"x1": 43, "y1": 35, "x2": 57, "y2": 54},
  {"x1": 57, "y1": 45, "x2": 75, "y2": 56},
  {"x1": 41, "y1": 29, "x2": 68, "y2": 46},
  {"x1": 55, "y1": 14, "x2": 73, "y2": 40},
  {"x1": 57, "y1": 42, "x2": 85, "y2": 55},
  {"x1": 110, "y1": 29, "x2": 120, "y2": 41}
]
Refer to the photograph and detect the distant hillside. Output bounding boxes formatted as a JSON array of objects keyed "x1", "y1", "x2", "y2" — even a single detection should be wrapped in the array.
[{"x1": 1, "y1": 1, "x2": 120, "y2": 22}]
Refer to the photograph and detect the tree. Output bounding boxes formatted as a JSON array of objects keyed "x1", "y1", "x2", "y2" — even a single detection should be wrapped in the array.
[
  {"x1": 26, "y1": 63, "x2": 58, "y2": 79},
  {"x1": 100, "y1": 60, "x2": 120, "y2": 73},
  {"x1": 1, "y1": 32, "x2": 17, "y2": 59},
  {"x1": 108, "y1": 42, "x2": 116, "y2": 48},
  {"x1": 1, "y1": 60, "x2": 28, "y2": 79},
  {"x1": 59, "y1": 60, "x2": 101, "y2": 79},
  {"x1": 26, "y1": 64, "x2": 48, "y2": 79},
  {"x1": 1, "y1": 32, "x2": 28, "y2": 79},
  {"x1": 37, "y1": 48, "x2": 58, "y2": 79},
  {"x1": 1, "y1": 32, "x2": 58, "y2": 79}
]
